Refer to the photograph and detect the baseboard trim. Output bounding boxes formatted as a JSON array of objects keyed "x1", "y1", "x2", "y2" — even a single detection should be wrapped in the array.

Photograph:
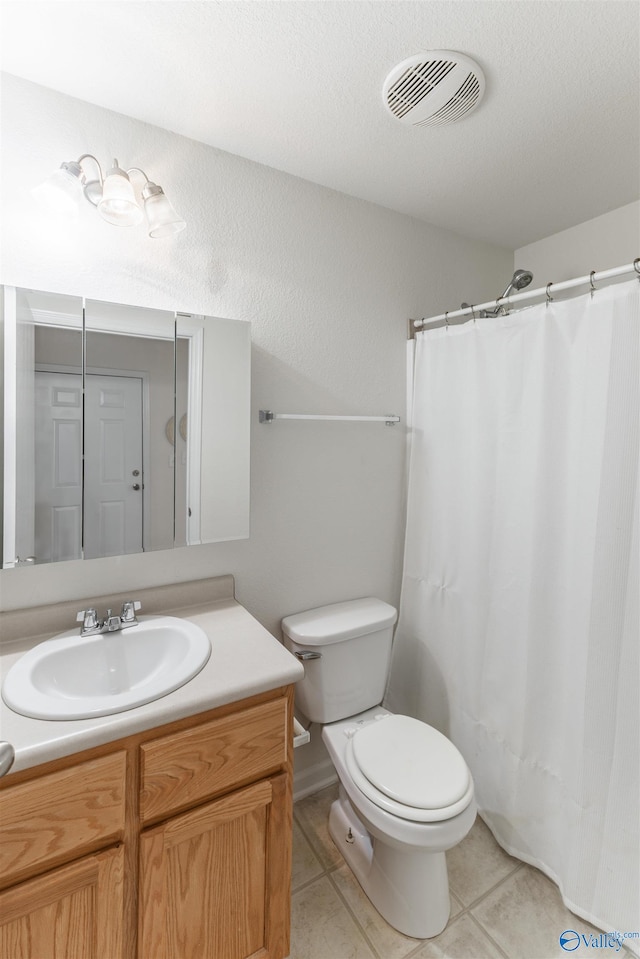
[{"x1": 293, "y1": 759, "x2": 338, "y2": 802}]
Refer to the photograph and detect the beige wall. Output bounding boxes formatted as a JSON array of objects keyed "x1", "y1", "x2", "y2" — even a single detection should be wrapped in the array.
[{"x1": 515, "y1": 201, "x2": 639, "y2": 283}]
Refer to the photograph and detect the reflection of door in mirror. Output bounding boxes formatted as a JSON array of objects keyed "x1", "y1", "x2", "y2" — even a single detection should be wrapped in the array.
[
  {"x1": 34, "y1": 371, "x2": 144, "y2": 561},
  {"x1": 34, "y1": 370, "x2": 82, "y2": 563},
  {"x1": 85, "y1": 318, "x2": 175, "y2": 555},
  {"x1": 84, "y1": 374, "x2": 143, "y2": 559},
  {"x1": 9, "y1": 292, "x2": 84, "y2": 567}
]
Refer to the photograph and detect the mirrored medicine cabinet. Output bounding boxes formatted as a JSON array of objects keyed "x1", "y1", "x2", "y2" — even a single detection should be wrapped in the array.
[{"x1": 1, "y1": 287, "x2": 250, "y2": 568}]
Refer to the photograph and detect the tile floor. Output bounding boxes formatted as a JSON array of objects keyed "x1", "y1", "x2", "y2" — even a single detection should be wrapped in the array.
[{"x1": 290, "y1": 784, "x2": 632, "y2": 959}]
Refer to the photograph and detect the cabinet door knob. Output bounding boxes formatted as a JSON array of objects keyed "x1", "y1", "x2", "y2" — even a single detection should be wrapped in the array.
[{"x1": 132, "y1": 484, "x2": 141, "y2": 491}]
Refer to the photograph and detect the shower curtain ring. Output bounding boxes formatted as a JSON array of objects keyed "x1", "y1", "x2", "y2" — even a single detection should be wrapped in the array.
[
  {"x1": 471, "y1": 305, "x2": 477, "y2": 322},
  {"x1": 590, "y1": 270, "x2": 597, "y2": 298},
  {"x1": 546, "y1": 282, "x2": 554, "y2": 307},
  {"x1": 633, "y1": 258, "x2": 640, "y2": 280},
  {"x1": 445, "y1": 311, "x2": 449, "y2": 330}
]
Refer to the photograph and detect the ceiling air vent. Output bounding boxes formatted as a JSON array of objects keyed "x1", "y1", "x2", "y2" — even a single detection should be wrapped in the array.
[{"x1": 383, "y1": 51, "x2": 485, "y2": 127}]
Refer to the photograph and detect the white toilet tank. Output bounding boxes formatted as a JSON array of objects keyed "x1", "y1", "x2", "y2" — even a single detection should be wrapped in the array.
[{"x1": 281, "y1": 598, "x2": 398, "y2": 724}]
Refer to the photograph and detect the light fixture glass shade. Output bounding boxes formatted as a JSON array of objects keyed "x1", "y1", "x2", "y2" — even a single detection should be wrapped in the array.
[
  {"x1": 32, "y1": 161, "x2": 84, "y2": 215},
  {"x1": 143, "y1": 183, "x2": 186, "y2": 238},
  {"x1": 98, "y1": 159, "x2": 143, "y2": 227}
]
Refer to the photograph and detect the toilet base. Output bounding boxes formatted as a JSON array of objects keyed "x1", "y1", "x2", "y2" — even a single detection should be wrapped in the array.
[{"x1": 328, "y1": 787, "x2": 450, "y2": 939}]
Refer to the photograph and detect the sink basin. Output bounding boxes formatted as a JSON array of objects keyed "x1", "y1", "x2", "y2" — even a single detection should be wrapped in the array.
[{"x1": 2, "y1": 616, "x2": 211, "y2": 720}]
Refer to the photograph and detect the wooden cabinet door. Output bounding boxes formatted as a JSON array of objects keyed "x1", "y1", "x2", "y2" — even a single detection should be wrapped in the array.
[
  {"x1": 0, "y1": 844, "x2": 125, "y2": 959},
  {"x1": 139, "y1": 774, "x2": 291, "y2": 959}
]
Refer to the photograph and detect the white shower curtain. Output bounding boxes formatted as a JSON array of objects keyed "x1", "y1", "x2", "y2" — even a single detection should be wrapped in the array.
[{"x1": 387, "y1": 278, "x2": 639, "y2": 939}]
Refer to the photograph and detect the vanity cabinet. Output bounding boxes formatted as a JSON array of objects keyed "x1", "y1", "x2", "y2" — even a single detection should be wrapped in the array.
[{"x1": 0, "y1": 686, "x2": 294, "y2": 959}]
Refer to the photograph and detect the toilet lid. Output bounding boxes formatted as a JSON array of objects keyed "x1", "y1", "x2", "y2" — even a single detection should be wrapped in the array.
[{"x1": 352, "y1": 714, "x2": 470, "y2": 810}]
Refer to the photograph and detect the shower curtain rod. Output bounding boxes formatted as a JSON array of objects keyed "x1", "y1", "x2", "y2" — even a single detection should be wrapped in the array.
[{"x1": 411, "y1": 259, "x2": 640, "y2": 334}]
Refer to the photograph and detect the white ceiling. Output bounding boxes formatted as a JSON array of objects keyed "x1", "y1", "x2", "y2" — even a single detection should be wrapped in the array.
[{"x1": 1, "y1": 0, "x2": 638, "y2": 250}]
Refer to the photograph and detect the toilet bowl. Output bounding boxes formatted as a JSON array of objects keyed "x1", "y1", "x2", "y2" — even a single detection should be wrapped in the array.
[
  {"x1": 281, "y1": 598, "x2": 476, "y2": 939},
  {"x1": 322, "y1": 707, "x2": 476, "y2": 938}
]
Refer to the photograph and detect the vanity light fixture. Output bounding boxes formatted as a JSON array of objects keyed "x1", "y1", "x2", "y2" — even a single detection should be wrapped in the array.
[{"x1": 32, "y1": 154, "x2": 186, "y2": 238}]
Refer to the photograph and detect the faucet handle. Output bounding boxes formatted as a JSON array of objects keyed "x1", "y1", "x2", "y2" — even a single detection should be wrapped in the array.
[
  {"x1": 120, "y1": 600, "x2": 141, "y2": 623},
  {"x1": 76, "y1": 608, "x2": 99, "y2": 631}
]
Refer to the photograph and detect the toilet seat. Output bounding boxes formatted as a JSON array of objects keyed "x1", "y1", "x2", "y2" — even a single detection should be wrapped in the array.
[{"x1": 345, "y1": 714, "x2": 473, "y2": 823}]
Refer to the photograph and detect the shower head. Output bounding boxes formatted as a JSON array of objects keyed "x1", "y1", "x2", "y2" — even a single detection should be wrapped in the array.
[
  {"x1": 459, "y1": 269, "x2": 534, "y2": 320},
  {"x1": 500, "y1": 270, "x2": 533, "y2": 299},
  {"x1": 458, "y1": 270, "x2": 534, "y2": 320}
]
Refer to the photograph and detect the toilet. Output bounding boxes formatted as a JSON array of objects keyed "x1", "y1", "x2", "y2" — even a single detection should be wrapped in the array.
[{"x1": 282, "y1": 597, "x2": 476, "y2": 940}]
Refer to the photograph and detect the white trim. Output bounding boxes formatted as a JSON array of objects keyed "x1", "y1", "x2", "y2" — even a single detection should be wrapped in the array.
[
  {"x1": 2, "y1": 287, "x2": 17, "y2": 568},
  {"x1": 27, "y1": 306, "x2": 82, "y2": 331},
  {"x1": 176, "y1": 318, "x2": 204, "y2": 546},
  {"x1": 293, "y1": 760, "x2": 338, "y2": 803}
]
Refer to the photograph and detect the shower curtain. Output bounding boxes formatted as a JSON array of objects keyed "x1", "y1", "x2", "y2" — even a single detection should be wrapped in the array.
[{"x1": 387, "y1": 278, "x2": 639, "y2": 939}]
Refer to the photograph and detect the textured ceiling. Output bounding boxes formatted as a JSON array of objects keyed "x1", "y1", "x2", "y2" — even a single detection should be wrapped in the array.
[{"x1": 1, "y1": 0, "x2": 638, "y2": 249}]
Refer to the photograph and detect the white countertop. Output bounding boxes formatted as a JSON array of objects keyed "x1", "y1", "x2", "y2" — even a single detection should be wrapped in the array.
[{"x1": 0, "y1": 597, "x2": 304, "y2": 775}]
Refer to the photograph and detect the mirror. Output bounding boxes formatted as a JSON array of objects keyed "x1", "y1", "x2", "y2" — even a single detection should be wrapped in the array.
[{"x1": 1, "y1": 287, "x2": 250, "y2": 567}]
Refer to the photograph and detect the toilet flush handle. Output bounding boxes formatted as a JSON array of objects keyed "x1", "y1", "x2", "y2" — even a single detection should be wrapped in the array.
[{"x1": 293, "y1": 650, "x2": 322, "y2": 661}]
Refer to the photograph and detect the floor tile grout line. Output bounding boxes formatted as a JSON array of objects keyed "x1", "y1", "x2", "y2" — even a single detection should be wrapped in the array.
[
  {"x1": 449, "y1": 859, "x2": 525, "y2": 915},
  {"x1": 292, "y1": 824, "x2": 342, "y2": 876},
  {"x1": 393, "y1": 900, "x2": 514, "y2": 959},
  {"x1": 423, "y1": 861, "x2": 526, "y2": 956},
  {"x1": 407, "y1": 865, "x2": 527, "y2": 959},
  {"x1": 291, "y1": 867, "x2": 330, "y2": 897},
  {"x1": 291, "y1": 810, "x2": 397, "y2": 959},
  {"x1": 326, "y1": 867, "x2": 387, "y2": 959},
  {"x1": 291, "y1": 862, "x2": 384, "y2": 959},
  {"x1": 402, "y1": 910, "x2": 482, "y2": 959},
  {"x1": 291, "y1": 820, "x2": 328, "y2": 891},
  {"x1": 466, "y1": 911, "x2": 512, "y2": 959},
  {"x1": 400, "y1": 912, "x2": 465, "y2": 959}
]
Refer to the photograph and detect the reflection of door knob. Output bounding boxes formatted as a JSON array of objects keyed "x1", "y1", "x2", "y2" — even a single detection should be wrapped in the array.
[{"x1": 132, "y1": 484, "x2": 141, "y2": 491}]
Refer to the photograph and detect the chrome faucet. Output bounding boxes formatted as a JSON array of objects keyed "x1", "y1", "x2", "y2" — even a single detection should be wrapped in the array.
[{"x1": 76, "y1": 601, "x2": 141, "y2": 636}]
